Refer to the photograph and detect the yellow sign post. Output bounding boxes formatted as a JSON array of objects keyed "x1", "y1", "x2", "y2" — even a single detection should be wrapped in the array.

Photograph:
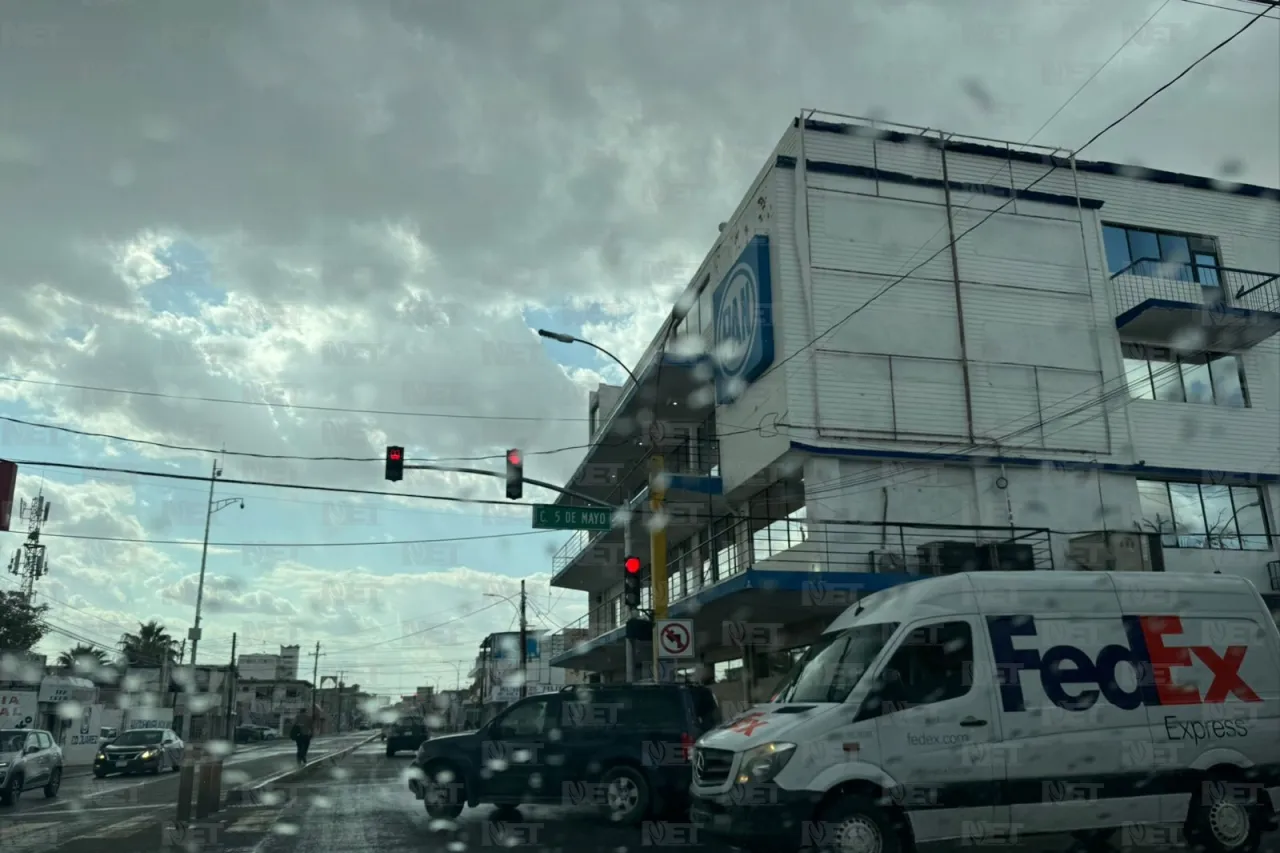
[{"x1": 649, "y1": 455, "x2": 669, "y2": 682}]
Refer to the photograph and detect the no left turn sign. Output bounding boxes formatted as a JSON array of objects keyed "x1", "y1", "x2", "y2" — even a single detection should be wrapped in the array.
[{"x1": 656, "y1": 619, "x2": 695, "y2": 659}]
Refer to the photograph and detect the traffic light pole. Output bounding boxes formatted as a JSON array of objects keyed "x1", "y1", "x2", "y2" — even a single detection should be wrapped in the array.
[
  {"x1": 400, "y1": 456, "x2": 643, "y2": 682},
  {"x1": 402, "y1": 462, "x2": 611, "y2": 509}
]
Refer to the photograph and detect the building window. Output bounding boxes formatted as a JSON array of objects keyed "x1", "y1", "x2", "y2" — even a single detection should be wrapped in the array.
[
  {"x1": 1103, "y1": 224, "x2": 1222, "y2": 289},
  {"x1": 748, "y1": 478, "x2": 807, "y2": 563},
  {"x1": 1122, "y1": 344, "x2": 1248, "y2": 408},
  {"x1": 1137, "y1": 479, "x2": 1272, "y2": 551},
  {"x1": 588, "y1": 400, "x2": 599, "y2": 437}
]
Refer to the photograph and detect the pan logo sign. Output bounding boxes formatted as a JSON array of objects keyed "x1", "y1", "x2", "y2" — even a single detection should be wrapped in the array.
[{"x1": 712, "y1": 235, "x2": 774, "y2": 404}]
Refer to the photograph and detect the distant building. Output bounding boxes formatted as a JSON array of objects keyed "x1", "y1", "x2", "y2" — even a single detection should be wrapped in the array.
[{"x1": 237, "y1": 645, "x2": 303, "y2": 682}]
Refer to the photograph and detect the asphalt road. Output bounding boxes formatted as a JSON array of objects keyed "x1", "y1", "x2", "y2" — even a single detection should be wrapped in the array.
[
  {"x1": 0, "y1": 732, "x2": 372, "y2": 852},
  {"x1": 33, "y1": 740, "x2": 1269, "y2": 853}
]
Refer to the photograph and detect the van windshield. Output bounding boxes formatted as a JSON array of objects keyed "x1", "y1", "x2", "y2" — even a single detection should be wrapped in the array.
[{"x1": 775, "y1": 622, "x2": 899, "y2": 704}]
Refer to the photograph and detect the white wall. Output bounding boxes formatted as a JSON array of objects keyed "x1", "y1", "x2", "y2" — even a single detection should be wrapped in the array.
[{"x1": 781, "y1": 127, "x2": 1121, "y2": 461}]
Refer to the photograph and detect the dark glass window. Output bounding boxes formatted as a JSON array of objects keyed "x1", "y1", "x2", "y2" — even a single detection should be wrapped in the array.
[
  {"x1": 1120, "y1": 344, "x2": 1249, "y2": 408},
  {"x1": 1103, "y1": 224, "x2": 1221, "y2": 286},
  {"x1": 1137, "y1": 479, "x2": 1272, "y2": 551}
]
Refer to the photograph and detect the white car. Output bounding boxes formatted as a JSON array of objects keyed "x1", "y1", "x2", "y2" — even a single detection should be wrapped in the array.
[{"x1": 691, "y1": 571, "x2": 1280, "y2": 853}]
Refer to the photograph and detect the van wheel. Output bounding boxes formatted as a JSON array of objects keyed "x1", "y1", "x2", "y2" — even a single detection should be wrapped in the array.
[
  {"x1": 1185, "y1": 777, "x2": 1265, "y2": 853},
  {"x1": 816, "y1": 794, "x2": 902, "y2": 853}
]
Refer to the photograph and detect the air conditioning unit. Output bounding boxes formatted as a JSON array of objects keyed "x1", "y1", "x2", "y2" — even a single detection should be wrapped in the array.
[
  {"x1": 868, "y1": 550, "x2": 907, "y2": 574},
  {"x1": 1066, "y1": 532, "x2": 1151, "y2": 572},
  {"x1": 917, "y1": 541, "x2": 982, "y2": 576}
]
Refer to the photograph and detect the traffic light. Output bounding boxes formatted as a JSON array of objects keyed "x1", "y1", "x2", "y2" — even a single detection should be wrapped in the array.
[
  {"x1": 623, "y1": 556, "x2": 641, "y2": 608},
  {"x1": 505, "y1": 449, "x2": 523, "y2": 500},
  {"x1": 385, "y1": 446, "x2": 404, "y2": 482}
]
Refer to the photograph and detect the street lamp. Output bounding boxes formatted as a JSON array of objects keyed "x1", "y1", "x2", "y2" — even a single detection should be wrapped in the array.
[
  {"x1": 537, "y1": 329, "x2": 641, "y2": 386},
  {"x1": 188, "y1": 459, "x2": 244, "y2": 669},
  {"x1": 484, "y1": 587, "x2": 530, "y2": 699}
]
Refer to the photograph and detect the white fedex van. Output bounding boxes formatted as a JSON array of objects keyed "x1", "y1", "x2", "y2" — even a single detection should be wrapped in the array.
[{"x1": 690, "y1": 571, "x2": 1280, "y2": 853}]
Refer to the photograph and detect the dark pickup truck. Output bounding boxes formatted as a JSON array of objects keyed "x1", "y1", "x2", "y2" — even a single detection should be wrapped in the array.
[{"x1": 408, "y1": 683, "x2": 720, "y2": 824}]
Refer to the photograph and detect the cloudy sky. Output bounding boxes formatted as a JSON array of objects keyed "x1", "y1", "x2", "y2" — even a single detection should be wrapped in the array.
[{"x1": 1, "y1": 0, "x2": 1276, "y2": 698}]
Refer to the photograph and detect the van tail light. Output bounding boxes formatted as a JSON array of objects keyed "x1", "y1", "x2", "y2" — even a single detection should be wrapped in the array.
[{"x1": 680, "y1": 733, "x2": 694, "y2": 761}]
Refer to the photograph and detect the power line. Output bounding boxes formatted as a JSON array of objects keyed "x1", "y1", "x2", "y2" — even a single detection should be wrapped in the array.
[
  {"x1": 748, "y1": 7, "x2": 1274, "y2": 404},
  {"x1": 4, "y1": 528, "x2": 556, "y2": 549},
  {"x1": 0, "y1": 457, "x2": 561, "y2": 507},
  {"x1": 1176, "y1": 0, "x2": 1280, "y2": 16},
  {"x1": 0, "y1": 374, "x2": 591, "y2": 424},
  {"x1": 0, "y1": 411, "x2": 763, "y2": 465}
]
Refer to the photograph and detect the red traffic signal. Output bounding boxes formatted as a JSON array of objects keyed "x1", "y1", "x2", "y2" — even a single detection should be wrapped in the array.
[
  {"x1": 505, "y1": 448, "x2": 523, "y2": 500},
  {"x1": 625, "y1": 556, "x2": 641, "y2": 574},
  {"x1": 385, "y1": 445, "x2": 404, "y2": 482}
]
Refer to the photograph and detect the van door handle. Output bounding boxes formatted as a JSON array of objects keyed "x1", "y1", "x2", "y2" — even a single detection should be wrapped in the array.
[{"x1": 959, "y1": 717, "x2": 987, "y2": 727}]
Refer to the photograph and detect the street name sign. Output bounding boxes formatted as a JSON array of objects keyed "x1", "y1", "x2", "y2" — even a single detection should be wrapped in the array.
[{"x1": 532, "y1": 505, "x2": 615, "y2": 532}]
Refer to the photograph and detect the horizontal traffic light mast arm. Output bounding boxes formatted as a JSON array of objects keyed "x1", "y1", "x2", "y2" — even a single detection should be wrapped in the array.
[{"x1": 403, "y1": 462, "x2": 613, "y2": 508}]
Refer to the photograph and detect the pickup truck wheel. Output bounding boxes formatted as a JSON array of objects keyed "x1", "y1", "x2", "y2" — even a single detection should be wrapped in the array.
[
  {"x1": 600, "y1": 766, "x2": 650, "y2": 825},
  {"x1": 422, "y1": 763, "x2": 465, "y2": 820}
]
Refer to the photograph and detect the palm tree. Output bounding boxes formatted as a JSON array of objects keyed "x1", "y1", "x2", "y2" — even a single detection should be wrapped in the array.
[
  {"x1": 57, "y1": 644, "x2": 108, "y2": 671},
  {"x1": 120, "y1": 621, "x2": 179, "y2": 668}
]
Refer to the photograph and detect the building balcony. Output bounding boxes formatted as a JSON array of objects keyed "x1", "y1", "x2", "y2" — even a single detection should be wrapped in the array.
[
  {"x1": 550, "y1": 436, "x2": 725, "y2": 591},
  {"x1": 557, "y1": 351, "x2": 719, "y2": 508},
  {"x1": 549, "y1": 519, "x2": 1058, "y2": 673},
  {"x1": 1111, "y1": 260, "x2": 1280, "y2": 351}
]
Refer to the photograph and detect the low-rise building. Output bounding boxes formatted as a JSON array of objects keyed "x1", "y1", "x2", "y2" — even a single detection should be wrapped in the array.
[{"x1": 548, "y1": 109, "x2": 1280, "y2": 704}]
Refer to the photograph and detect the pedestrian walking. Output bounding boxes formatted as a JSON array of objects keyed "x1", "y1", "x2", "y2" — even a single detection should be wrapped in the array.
[{"x1": 291, "y1": 713, "x2": 313, "y2": 765}]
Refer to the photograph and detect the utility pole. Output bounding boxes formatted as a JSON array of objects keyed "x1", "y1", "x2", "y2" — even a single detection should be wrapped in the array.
[
  {"x1": 518, "y1": 580, "x2": 528, "y2": 700},
  {"x1": 225, "y1": 633, "x2": 237, "y2": 740},
  {"x1": 310, "y1": 642, "x2": 321, "y2": 723},
  {"x1": 6, "y1": 491, "x2": 51, "y2": 600},
  {"x1": 189, "y1": 459, "x2": 243, "y2": 669},
  {"x1": 336, "y1": 672, "x2": 345, "y2": 733}
]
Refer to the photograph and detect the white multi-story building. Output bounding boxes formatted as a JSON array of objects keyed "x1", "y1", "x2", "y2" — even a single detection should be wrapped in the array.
[
  {"x1": 236, "y1": 653, "x2": 279, "y2": 681},
  {"x1": 549, "y1": 110, "x2": 1280, "y2": 700},
  {"x1": 236, "y1": 645, "x2": 302, "y2": 681}
]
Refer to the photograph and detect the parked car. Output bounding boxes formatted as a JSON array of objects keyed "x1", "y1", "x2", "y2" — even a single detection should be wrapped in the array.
[
  {"x1": 0, "y1": 728, "x2": 64, "y2": 806},
  {"x1": 255, "y1": 726, "x2": 279, "y2": 740},
  {"x1": 408, "y1": 683, "x2": 721, "y2": 824},
  {"x1": 94, "y1": 728, "x2": 185, "y2": 777},
  {"x1": 235, "y1": 725, "x2": 264, "y2": 744},
  {"x1": 386, "y1": 715, "x2": 429, "y2": 757}
]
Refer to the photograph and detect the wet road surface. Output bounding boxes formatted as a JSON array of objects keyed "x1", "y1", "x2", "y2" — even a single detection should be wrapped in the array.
[
  {"x1": 6, "y1": 739, "x2": 1277, "y2": 852},
  {"x1": 0, "y1": 732, "x2": 372, "y2": 852}
]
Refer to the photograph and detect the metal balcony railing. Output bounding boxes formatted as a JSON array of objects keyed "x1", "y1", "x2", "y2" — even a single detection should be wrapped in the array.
[
  {"x1": 556, "y1": 600, "x2": 626, "y2": 653},
  {"x1": 661, "y1": 519, "x2": 1056, "y2": 609},
  {"x1": 550, "y1": 438, "x2": 720, "y2": 575},
  {"x1": 1110, "y1": 259, "x2": 1280, "y2": 316}
]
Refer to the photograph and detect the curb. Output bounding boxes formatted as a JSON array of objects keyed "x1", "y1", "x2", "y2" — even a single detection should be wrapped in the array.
[{"x1": 224, "y1": 733, "x2": 378, "y2": 806}]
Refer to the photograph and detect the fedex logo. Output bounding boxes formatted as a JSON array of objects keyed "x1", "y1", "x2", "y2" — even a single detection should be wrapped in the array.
[{"x1": 988, "y1": 615, "x2": 1261, "y2": 713}]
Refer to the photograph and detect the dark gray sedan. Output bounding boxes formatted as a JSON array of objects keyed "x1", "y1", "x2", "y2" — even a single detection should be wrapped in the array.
[{"x1": 94, "y1": 727, "x2": 184, "y2": 777}]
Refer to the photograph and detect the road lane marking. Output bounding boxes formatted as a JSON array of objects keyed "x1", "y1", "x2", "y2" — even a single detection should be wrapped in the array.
[{"x1": 19, "y1": 739, "x2": 368, "y2": 814}]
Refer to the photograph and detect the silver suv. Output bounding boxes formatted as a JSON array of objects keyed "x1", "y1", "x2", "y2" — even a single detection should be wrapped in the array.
[{"x1": 0, "y1": 728, "x2": 64, "y2": 806}]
